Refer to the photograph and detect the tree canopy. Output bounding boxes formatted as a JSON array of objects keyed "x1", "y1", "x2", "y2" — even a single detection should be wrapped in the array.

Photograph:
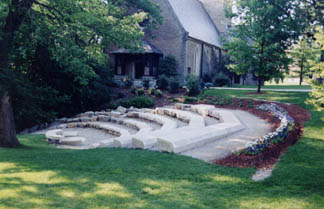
[
  {"x1": 0, "y1": 0, "x2": 161, "y2": 135},
  {"x1": 224, "y1": 0, "x2": 305, "y2": 92}
]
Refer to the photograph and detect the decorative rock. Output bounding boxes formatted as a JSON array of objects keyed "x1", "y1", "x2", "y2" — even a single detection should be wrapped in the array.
[
  {"x1": 80, "y1": 117, "x2": 91, "y2": 122},
  {"x1": 98, "y1": 115, "x2": 110, "y2": 122},
  {"x1": 67, "y1": 118, "x2": 80, "y2": 123},
  {"x1": 85, "y1": 111, "x2": 95, "y2": 117},
  {"x1": 116, "y1": 106, "x2": 127, "y2": 114},
  {"x1": 67, "y1": 123, "x2": 78, "y2": 128},
  {"x1": 91, "y1": 116, "x2": 98, "y2": 122},
  {"x1": 110, "y1": 111, "x2": 122, "y2": 117}
]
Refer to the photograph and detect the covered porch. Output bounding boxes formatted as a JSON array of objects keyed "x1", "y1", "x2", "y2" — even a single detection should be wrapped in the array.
[{"x1": 110, "y1": 41, "x2": 163, "y2": 86}]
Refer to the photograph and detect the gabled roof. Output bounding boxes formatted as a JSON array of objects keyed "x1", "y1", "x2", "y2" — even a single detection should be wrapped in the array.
[
  {"x1": 168, "y1": 0, "x2": 222, "y2": 47},
  {"x1": 110, "y1": 40, "x2": 163, "y2": 54}
]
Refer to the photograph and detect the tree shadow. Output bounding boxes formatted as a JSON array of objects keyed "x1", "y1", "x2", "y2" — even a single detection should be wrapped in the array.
[{"x1": 0, "y1": 135, "x2": 323, "y2": 208}]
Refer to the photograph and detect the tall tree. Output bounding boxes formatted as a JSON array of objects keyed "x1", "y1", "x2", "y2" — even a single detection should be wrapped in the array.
[
  {"x1": 0, "y1": 0, "x2": 34, "y2": 147},
  {"x1": 307, "y1": 27, "x2": 324, "y2": 111},
  {"x1": 224, "y1": 0, "x2": 304, "y2": 92},
  {"x1": 289, "y1": 36, "x2": 315, "y2": 85},
  {"x1": 0, "y1": 0, "x2": 161, "y2": 147}
]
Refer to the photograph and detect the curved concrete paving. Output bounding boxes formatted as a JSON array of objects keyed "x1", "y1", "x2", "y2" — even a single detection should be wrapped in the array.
[
  {"x1": 42, "y1": 104, "x2": 271, "y2": 162},
  {"x1": 181, "y1": 108, "x2": 271, "y2": 162}
]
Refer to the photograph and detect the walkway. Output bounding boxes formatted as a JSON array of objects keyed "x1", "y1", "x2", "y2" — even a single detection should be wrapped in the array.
[{"x1": 211, "y1": 87, "x2": 312, "y2": 93}]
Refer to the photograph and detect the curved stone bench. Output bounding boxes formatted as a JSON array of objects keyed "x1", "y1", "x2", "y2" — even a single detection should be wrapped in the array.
[
  {"x1": 155, "y1": 108, "x2": 205, "y2": 128},
  {"x1": 93, "y1": 117, "x2": 153, "y2": 148},
  {"x1": 60, "y1": 137, "x2": 86, "y2": 145},
  {"x1": 127, "y1": 112, "x2": 177, "y2": 131},
  {"x1": 174, "y1": 103, "x2": 221, "y2": 120},
  {"x1": 113, "y1": 119, "x2": 153, "y2": 148},
  {"x1": 45, "y1": 129, "x2": 63, "y2": 142}
]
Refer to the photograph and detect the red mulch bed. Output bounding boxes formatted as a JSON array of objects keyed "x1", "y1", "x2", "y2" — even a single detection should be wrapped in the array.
[{"x1": 212, "y1": 101, "x2": 310, "y2": 169}]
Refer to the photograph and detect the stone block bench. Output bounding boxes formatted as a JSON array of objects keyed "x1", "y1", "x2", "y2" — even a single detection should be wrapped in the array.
[
  {"x1": 157, "y1": 122, "x2": 245, "y2": 153},
  {"x1": 155, "y1": 108, "x2": 205, "y2": 128},
  {"x1": 126, "y1": 112, "x2": 178, "y2": 131},
  {"x1": 60, "y1": 137, "x2": 86, "y2": 145},
  {"x1": 45, "y1": 129, "x2": 63, "y2": 143}
]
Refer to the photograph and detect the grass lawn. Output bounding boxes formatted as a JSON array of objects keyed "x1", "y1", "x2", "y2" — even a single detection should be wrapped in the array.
[
  {"x1": 1, "y1": 90, "x2": 324, "y2": 209},
  {"x1": 230, "y1": 84, "x2": 312, "y2": 90}
]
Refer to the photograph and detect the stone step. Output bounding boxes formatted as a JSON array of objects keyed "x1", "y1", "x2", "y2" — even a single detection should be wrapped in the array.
[
  {"x1": 127, "y1": 112, "x2": 178, "y2": 131},
  {"x1": 157, "y1": 123, "x2": 245, "y2": 153},
  {"x1": 155, "y1": 109, "x2": 245, "y2": 153},
  {"x1": 131, "y1": 108, "x2": 216, "y2": 150},
  {"x1": 111, "y1": 118, "x2": 154, "y2": 148},
  {"x1": 155, "y1": 108, "x2": 206, "y2": 128}
]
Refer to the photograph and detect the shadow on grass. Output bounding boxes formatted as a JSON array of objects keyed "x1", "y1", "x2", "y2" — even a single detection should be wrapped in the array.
[{"x1": 0, "y1": 134, "x2": 323, "y2": 209}]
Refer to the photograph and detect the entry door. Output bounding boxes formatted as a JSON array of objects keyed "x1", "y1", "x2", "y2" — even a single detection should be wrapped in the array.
[{"x1": 135, "y1": 62, "x2": 144, "y2": 79}]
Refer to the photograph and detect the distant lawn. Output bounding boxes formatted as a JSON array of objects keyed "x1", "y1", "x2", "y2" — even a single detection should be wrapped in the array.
[
  {"x1": 230, "y1": 84, "x2": 312, "y2": 90},
  {"x1": 1, "y1": 90, "x2": 324, "y2": 208}
]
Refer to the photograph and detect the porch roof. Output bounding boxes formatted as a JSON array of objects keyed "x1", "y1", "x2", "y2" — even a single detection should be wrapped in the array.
[{"x1": 109, "y1": 40, "x2": 163, "y2": 55}]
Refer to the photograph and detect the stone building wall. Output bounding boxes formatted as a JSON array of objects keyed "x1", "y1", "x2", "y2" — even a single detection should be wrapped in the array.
[
  {"x1": 185, "y1": 39, "x2": 202, "y2": 78},
  {"x1": 145, "y1": 0, "x2": 187, "y2": 82}
]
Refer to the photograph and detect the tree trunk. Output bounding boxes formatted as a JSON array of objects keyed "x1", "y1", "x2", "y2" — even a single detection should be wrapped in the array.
[
  {"x1": 300, "y1": 61, "x2": 304, "y2": 86},
  {"x1": 257, "y1": 78, "x2": 262, "y2": 93},
  {"x1": 0, "y1": 93, "x2": 19, "y2": 147},
  {"x1": 0, "y1": 0, "x2": 34, "y2": 147}
]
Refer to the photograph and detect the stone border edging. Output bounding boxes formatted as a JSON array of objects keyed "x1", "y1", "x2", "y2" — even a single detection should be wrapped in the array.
[{"x1": 244, "y1": 103, "x2": 295, "y2": 155}]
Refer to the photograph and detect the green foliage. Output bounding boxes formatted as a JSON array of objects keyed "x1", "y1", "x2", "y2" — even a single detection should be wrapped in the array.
[
  {"x1": 117, "y1": 92, "x2": 125, "y2": 99},
  {"x1": 224, "y1": 0, "x2": 305, "y2": 92},
  {"x1": 131, "y1": 86, "x2": 137, "y2": 94},
  {"x1": 307, "y1": 27, "x2": 324, "y2": 113},
  {"x1": 118, "y1": 96, "x2": 154, "y2": 108},
  {"x1": 142, "y1": 78, "x2": 151, "y2": 89},
  {"x1": 136, "y1": 88, "x2": 145, "y2": 96},
  {"x1": 122, "y1": 77, "x2": 134, "y2": 89},
  {"x1": 202, "y1": 73, "x2": 213, "y2": 83},
  {"x1": 157, "y1": 74, "x2": 169, "y2": 90},
  {"x1": 168, "y1": 77, "x2": 180, "y2": 94},
  {"x1": 184, "y1": 96, "x2": 198, "y2": 104},
  {"x1": 0, "y1": 0, "x2": 161, "y2": 130},
  {"x1": 289, "y1": 35, "x2": 316, "y2": 85},
  {"x1": 154, "y1": 89, "x2": 163, "y2": 98},
  {"x1": 158, "y1": 55, "x2": 178, "y2": 77},
  {"x1": 185, "y1": 75, "x2": 201, "y2": 96},
  {"x1": 214, "y1": 72, "x2": 229, "y2": 87},
  {"x1": 149, "y1": 87, "x2": 156, "y2": 95}
]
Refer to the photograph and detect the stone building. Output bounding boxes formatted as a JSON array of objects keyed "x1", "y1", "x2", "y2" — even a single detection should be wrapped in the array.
[{"x1": 110, "y1": 0, "x2": 257, "y2": 85}]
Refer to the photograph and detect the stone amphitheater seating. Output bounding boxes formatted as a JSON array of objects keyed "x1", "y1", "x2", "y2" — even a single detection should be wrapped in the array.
[{"x1": 46, "y1": 104, "x2": 247, "y2": 156}]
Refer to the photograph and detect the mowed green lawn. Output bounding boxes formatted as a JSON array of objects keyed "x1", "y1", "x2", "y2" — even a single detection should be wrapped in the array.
[
  {"x1": 230, "y1": 84, "x2": 312, "y2": 90},
  {"x1": 1, "y1": 90, "x2": 324, "y2": 209}
]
